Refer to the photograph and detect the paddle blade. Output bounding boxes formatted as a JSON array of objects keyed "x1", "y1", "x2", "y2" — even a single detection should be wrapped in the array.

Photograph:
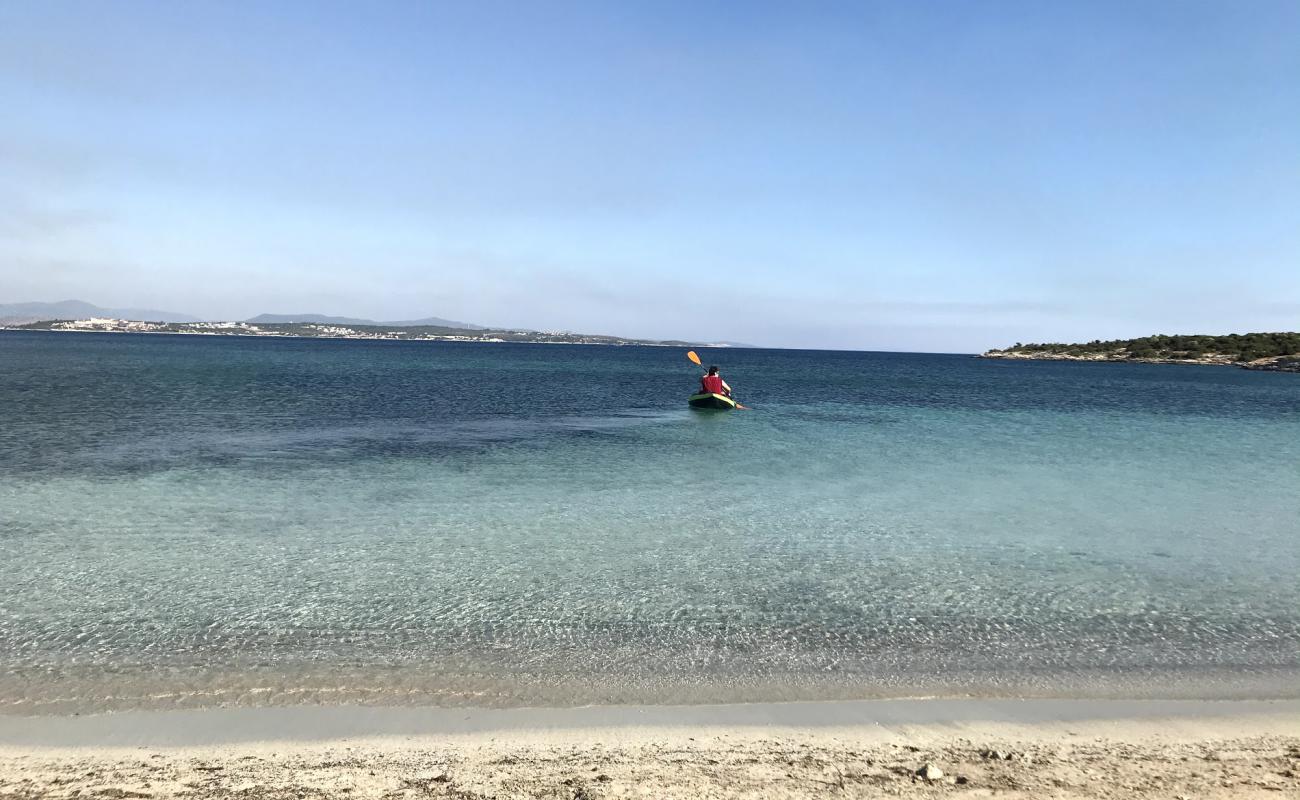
[{"x1": 686, "y1": 350, "x2": 702, "y2": 366}]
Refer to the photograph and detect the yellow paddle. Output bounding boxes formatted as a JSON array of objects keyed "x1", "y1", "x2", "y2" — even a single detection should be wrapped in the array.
[{"x1": 686, "y1": 350, "x2": 748, "y2": 409}]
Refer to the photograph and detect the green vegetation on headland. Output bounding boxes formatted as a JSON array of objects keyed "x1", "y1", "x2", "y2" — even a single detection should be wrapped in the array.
[
  {"x1": 984, "y1": 332, "x2": 1300, "y2": 372},
  {"x1": 5, "y1": 318, "x2": 703, "y2": 347}
]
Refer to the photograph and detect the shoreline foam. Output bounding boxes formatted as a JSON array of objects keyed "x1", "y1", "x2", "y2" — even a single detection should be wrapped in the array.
[
  {"x1": 2, "y1": 698, "x2": 1298, "y2": 747},
  {"x1": 6, "y1": 664, "x2": 1299, "y2": 717}
]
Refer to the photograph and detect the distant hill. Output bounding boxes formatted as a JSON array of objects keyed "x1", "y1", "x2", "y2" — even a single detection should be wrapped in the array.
[
  {"x1": 246, "y1": 313, "x2": 484, "y2": 330},
  {"x1": 246, "y1": 313, "x2": 386, "y2": 326},
  {"x1": 0, "y1": 300, "x2": 202, "y2": 325},
  {"x1": 16, "y1": 317, "x2": 707, "y2": 347},
  {"x1": 2, "y1": 301, "x2": 738, "y2": 345}
]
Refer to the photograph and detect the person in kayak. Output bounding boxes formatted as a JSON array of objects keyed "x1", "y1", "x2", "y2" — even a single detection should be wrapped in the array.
[{"x1": 700, "y1": 365, "x2": 733, "y2": 397}]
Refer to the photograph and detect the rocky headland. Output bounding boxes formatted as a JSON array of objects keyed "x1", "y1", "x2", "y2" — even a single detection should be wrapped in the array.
[{"x1": 982, "y1": 333, "x2": 1300, "y2": 373}]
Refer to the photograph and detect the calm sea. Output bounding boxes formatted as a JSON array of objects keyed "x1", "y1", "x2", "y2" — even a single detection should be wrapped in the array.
[{"x1": 2, "y1": 331, "x2": 1298, "y2": 712}]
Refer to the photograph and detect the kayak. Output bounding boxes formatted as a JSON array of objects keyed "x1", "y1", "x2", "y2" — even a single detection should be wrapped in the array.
[{"x1": 688, "y1": 392, "x2": 737, "y2": 410}]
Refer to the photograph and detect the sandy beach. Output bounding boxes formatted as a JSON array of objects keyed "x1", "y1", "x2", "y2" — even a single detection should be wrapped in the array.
[{"x1": 3, "y1": 700, "x2": 1298, "y2": 799}]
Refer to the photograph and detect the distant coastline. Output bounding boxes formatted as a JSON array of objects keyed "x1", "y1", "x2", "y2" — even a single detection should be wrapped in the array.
[
  {"x1": 982, "y1": 332, "x2": 1300, "y2": 373},
  {"x1": 1, "y1": 317, "x2": 738, "y2": 349}
]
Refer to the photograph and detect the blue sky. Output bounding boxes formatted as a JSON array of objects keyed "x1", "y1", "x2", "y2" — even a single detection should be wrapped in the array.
[{"x1": 2, "y1": 1, "x2": 1297, "y2": 350}]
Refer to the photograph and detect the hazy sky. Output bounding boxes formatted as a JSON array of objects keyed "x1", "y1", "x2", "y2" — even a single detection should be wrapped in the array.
[{"x1": 2, "y1": 1, "x2": 1297, "y2": 351}]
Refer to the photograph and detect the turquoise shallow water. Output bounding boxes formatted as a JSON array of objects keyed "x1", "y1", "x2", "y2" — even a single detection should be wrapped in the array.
[{"x1": 2, "y1": 331, "x2": 1298, "y2": 712}]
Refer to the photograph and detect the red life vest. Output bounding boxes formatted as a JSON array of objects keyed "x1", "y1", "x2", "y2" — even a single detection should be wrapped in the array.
[{"x1": 701, "y1": 374, "x2": 724, "y2": 394}]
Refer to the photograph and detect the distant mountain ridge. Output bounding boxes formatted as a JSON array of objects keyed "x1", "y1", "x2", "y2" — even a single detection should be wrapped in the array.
[
  {"x1": 245, "y1": 313, "x2": 484, "y2": 330},
  {"x1": 0, "y1": 300, "x2": 202, "y2": 324}
]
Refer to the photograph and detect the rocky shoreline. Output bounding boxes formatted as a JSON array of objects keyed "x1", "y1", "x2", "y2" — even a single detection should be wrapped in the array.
[{"x1": 981, "y1": 350, "x2": 1300, "y2": 373}]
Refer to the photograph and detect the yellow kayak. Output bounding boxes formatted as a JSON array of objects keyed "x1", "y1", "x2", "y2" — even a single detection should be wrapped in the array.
[{"x1": 688, "y1": 392, "x2": 737, "y2": 410}]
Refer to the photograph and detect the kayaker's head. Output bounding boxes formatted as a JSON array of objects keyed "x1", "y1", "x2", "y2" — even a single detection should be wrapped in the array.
[{"x1": 708, "y1": 365, "x2": 719, "y2": 375}]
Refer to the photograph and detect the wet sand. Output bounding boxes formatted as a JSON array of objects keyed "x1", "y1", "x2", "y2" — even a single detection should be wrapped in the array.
[{"x1": 2, "y1": 699, "x2": 1298, "y2": 798}]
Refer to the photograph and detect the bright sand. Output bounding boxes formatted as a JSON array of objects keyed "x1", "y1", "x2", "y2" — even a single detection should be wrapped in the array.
[{"x1": 2, "y1": 700, "x2": 1298, "y2": 798}]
